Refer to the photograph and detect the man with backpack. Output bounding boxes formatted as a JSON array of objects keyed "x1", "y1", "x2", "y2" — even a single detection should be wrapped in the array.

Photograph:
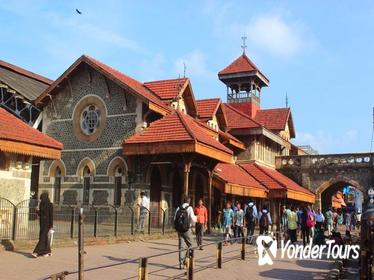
[
  {"x1": 258, "y1": 205, "x2": 272, "y2": 235},
  {"x1": 174, "y1": 195, "x2": 197, "y2": 269},
  {"x1": 244, "y1": 201, "x2": 258, "y2": 244}
]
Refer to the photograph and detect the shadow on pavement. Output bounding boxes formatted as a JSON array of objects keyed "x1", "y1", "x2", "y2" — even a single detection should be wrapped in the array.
[{"x1": 259, "y1": 268, "x2": 328, "y2": 279}]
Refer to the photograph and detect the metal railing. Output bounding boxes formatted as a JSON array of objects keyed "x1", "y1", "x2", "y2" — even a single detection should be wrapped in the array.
[{"x1": 0, "y1": 197, "x2": 176, "y2": 241}]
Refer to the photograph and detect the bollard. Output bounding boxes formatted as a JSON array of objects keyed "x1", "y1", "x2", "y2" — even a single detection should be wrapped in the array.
[
  {"x1": 114, "y1": 209, "x2": 118, "y2": 237},
  {"x1": 187, "y1": 249, "x2": 194, "y2": 280},
  {"x1": 70, "y1": 208, "x2": 75, "y2": 239},
  {"x1": 138, "y1": 257, "x2": 148, "y2": 280},
  {"x1": 241, "y1": 237, "x2": 245, "y2": 260},
  {"x1": 147, "y1": 210, "x2": 151, "y2": 235},
  {"x1": 217, "y1": 242, "x2": 222, "y2": 269},
  {"x1": 94, "y1": 209, "x2": 98, "y2": 237},
  {"x1": 78, "y1": 207, "x2": 84, "y2": 280},
  {"x1": 276, "y1": 232, "x2": 280, "y2": 248},
  {"x1": 162, "y1": 209, "x2": 166, "y2": 235}
]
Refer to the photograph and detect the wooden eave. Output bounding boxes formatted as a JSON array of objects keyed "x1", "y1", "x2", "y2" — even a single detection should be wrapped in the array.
[
  {"x1": 0, "y1": 139, "x2": 61, "y2": 160},
  {"x1": 214, "y1": 176, "x2": 268, "y2": 198}
]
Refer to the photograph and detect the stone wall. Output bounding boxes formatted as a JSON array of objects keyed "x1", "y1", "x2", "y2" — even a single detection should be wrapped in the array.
[{"x1": 39, "y1": 65, "x2": 144, "y2": 206}]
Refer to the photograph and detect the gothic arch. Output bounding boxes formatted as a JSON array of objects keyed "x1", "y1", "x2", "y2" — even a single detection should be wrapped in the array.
[
  {"x1": 107, "y1": 156, "x2": 128, "y2": 177},
  {"x1": 48, "y1": 159, "x2": 67, "y2": 177},
  {"x1": 76, "y1": 157, "x2": 96, "y2": 177}
]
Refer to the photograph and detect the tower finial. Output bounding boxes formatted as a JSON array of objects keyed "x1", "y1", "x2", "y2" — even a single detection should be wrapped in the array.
[
  {"x1": 241, "y1": 35, "x2": 247, "y2": 54},
  {"x1": 183, "y1": 62, "x2": 187, "y2": 78},
  {"x1": 285, "y1": 92, "x2": 289, "y2": 108}
]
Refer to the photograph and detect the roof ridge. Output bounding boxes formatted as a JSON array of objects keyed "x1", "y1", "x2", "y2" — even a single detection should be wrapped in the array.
[
  {"x1": 143, "y1": 77, "x2": 188, "y2": 84},
  {"x1": 175, "y1": 110, "x2": 196, "y2": 141},
  {"x1": 0, "y1": 60, "x2": 53, "y2": 85},
  {"x1": 196, "y1": 97, "x2": 221, "y2": 102}
]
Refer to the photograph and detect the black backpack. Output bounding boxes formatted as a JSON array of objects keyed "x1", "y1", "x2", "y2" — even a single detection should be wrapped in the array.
[
  {"x1": 260, "y1": 212, "x2": 269, "y2": 228},
  {"x1": 245, "y1": 205, "x2": 255, "y2": 223},
  {"x1": 174, "y1": 205, "x2": 190, "y2": 233}
]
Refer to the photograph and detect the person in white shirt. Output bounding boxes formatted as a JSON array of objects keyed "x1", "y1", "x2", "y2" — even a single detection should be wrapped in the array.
[
  {"x1": 174, "y1": 195, "x2": 197, "y2": 269},
  {"x1": 137, "y1": 192, "x2": 149, "y2": 233}
]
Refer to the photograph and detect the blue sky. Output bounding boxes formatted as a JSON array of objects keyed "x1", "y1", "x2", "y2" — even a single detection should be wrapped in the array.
[{"x1": 1, "y1": 1, "x2": 373, "y2": 154}]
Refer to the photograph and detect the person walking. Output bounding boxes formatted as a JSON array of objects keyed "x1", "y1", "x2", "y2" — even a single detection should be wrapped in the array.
[
  {"x1": 258, "y1": 205, "x2": 272, "y2": 235},
  {"x1": 194, "y1": 199, "x2": 207, "y2": 250},
  {"x1": 137, "y1": 192, "x2": 149, "y2": 233},
  {"x1": 287, "y1": 206, "x2": 298, "y2": 244},
  {"x1": 245, "y1": 201, "x2": 258, "y2": 244},
  {"x1": 344, "y1": 211, "x2": 352, "y2": 232},
  {"x1": 174, "y1": 196, "x2": 197, "y2": 269},
  {"x1": 222, "y1": 202, "x2": 234, "y2": 244},
  {"x1": 325, "y1": 207, "x2": 334, "y2": 236},
  {"x1": 234, "y1": 202, "x2": 244, "y2": 242},
  {"x1": 316, "y1": 209, "x2": 325, "y2": 231},
  {"x1": 332, "y1": 208, "x2": 338, "y2": 232},
  {"x1": 356, "y1": 210, "x2": 361, "y2": 230},
  {"x1": 32, "y1": 192, "x2": 53, "y2": 258},
  {"x1": 307, "y1": 207, "x2": 316, "y2": 240},
  {"x1": 300, "y1": 207, "x2": 310, "y2": 246}
]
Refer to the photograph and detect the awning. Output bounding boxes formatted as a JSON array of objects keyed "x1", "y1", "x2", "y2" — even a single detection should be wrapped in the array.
[{"x1": 213, "y1": 163, "x2": 268, "y2": 198}]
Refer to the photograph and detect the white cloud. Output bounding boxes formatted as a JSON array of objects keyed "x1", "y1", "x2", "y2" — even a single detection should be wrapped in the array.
[
  {"x1": 138, "y1": 53, "x2": 166, "y2": 81},
  {"x1": 174, "y1": 50, "x2": 213, "y2": 79}
]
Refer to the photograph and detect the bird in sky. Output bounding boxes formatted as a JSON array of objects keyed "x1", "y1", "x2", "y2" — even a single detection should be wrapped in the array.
[{"x1": 75, "y1": 9, "x2": 82, "y2": 15}]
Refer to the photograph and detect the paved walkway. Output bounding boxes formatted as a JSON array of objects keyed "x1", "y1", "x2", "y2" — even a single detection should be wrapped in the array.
[{"x1": 0, "y1": 236, "x2": 335, "y2": 280}]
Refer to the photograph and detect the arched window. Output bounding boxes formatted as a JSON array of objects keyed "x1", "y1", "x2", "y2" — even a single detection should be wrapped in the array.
[
  {"x1": 54, "y1": 167, "x2": 62, "y2": 203},
  {"x1": 83, "y1": 166, "x2": 91, "y2": 204},
  {"x1": 114, "y1": 166, "x2": 123, "y2": 206}
]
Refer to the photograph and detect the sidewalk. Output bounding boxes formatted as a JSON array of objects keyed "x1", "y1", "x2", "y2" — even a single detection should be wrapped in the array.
[{"x1": 0, "y1": 236, "x2": 334, "y2": 280}]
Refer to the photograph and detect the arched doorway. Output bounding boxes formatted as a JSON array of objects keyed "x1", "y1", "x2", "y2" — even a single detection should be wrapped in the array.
[
  {"x1": 54, "y1": 167, "x2": 62, "y2": 204},
  {"x1": 172, "y1": 170, "x2": 182, "y2": 208}
]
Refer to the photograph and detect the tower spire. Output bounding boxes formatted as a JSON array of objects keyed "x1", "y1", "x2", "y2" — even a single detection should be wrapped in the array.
[
  {"x1": 286, "y1": 92, "x2": 289, "y2": 108},
  {"x1": 241, "y1": 35, "x2": 247, "y2": 54}
]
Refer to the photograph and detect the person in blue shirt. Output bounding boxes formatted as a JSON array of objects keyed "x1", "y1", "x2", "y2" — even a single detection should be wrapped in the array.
[{"x1": 222, "y1": 201, "x2": 234, "y2": 244}]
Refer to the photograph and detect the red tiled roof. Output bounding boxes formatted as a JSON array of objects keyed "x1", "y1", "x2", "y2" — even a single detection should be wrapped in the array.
[
  {"x1": 144, "y1": 78, "x2": 188, "y2": 100},
  {"x1": 255, "y1": 108, "x2": 290, "y2": 131},
  {"x1": 196, "y1": 98, "x2": 221, "y2": 120},
  {"x1": 0, "y1": 60, "x2": 53, "y2": 85},
  {"x1": 240, "y1": 162, "x2": 314, "y2": 196},
  {"x1": 36, "y1": 55, "x2": 169, "y2": 114},
  {"x1": 218, "y1": 54, "x2": 269, "y2": 84},
  {"x1": 222, "y1": 103, "x2": 262, "y2": 130},
  {"x1": 0, "y1": 108, "x2": 62, "y2": 149},
  {"x1": 124, "y1": 110, "x2": 232, "y2": 154},
  {"x1": 214, "y1": 163, "x2": 267, "y2": 191},
  {"x1": 240, "y1": 163, "x2": 283, "y2": 190}
]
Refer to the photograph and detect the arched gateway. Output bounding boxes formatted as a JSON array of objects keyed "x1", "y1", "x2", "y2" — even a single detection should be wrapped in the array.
[{"x1": 276, "y1": 153, "x2": 374, "y2": 211}]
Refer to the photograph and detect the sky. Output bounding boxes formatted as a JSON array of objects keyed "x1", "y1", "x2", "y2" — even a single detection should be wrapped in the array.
[{"x1": 1, "y1": 0, "x2": 373, "y2": 154}]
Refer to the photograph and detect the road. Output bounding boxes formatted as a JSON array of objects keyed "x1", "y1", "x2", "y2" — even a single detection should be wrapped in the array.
[{"x1": 0, "y1": 236, "x2": 335, "y2": 280}]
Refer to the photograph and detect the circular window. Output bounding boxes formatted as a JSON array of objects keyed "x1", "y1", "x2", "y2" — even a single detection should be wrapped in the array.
[
  {"x1": 73, "y1": 96, "x2": 107, "y2": 142},
  {"x1": 81, "y1": 105, "x2": 100, "y2": 135}
]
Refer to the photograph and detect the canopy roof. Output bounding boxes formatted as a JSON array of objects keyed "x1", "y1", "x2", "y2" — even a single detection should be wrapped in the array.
[{"x1": 0, "y1": 108, "x2": 62, "y2": 159}]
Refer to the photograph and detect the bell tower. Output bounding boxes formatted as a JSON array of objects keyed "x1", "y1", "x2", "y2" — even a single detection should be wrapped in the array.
[{"x1": 218, "y1": 37, "x2": 269, "y2": 118}]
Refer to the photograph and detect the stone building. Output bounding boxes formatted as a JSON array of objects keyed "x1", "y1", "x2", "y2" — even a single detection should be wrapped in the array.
[{"x1": 32, "y1": 51, "x2": 315, "y2": 230}]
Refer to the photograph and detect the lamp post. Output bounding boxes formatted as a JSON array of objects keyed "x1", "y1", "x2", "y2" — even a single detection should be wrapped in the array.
[{"x1": 360, "y1": 187, "x2": 374, "y2": 279}]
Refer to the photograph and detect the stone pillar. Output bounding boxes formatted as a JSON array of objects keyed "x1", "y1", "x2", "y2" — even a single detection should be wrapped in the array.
[{"x1": 183, "y1": 160, "x2": 191, "y2": 197}]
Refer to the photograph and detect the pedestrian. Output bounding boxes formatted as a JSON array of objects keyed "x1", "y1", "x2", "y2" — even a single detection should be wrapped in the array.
[
  {"x1": 344, "y1": 211, "x2": 352, "y2": 232},
  {"x1": 325, "y1": 207, "x2": 334, "y2": 236},
  {"x1": 194, "y1": 198, "x2": 207, "y2": 250},
  {"x1": 332, "y1": 208, "x2": 338, "y2": 232},
  {"x1": 287, "y1": 206, "x2": 298, "y2": 244},
  {"x1": 337, "y1": 211, "x2": 344, "y2": 230},
  {"x1": 258, "y1": 205, "x2": 272, "y2": 235},
  {"x1": 300, "y1": 207, "x2": 310, "y2": 246},
  {"x1": 234, "y1": 202, "x2": 244, "y2": 242},
  {"x1": 32, "y1": 192, "x2": 53, "y2": 258},
  {"x1": 307, "y1": 206, "x2": 316, "y2": 240},
  {"x1": 137, "y1": 191, "x2": 149, "y2": 233},
  {"x1": 244, "y1": 201, "x2": 258, "y2": 244},
  {"x1": 174, "y1": 195, "x2": 197, "y2": 269},
  {"x1": 315, "y1": 209, "x2": 325, "y2": 231},
  {"x1": 280, "y1": 205, "x2": 289, "y2": 233},
  {"x1": 296, "y1": 207, "x2": 303, "y2": 238},
  {"x1": 222, "y1": 201, "x2": 234, "y2": 245},
  {"x1": 356, "y1": 210, "x2": 361, "y2": 230}
]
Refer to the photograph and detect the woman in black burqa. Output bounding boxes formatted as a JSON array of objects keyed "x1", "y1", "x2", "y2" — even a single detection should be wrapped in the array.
[{"x1": 32, "y1": 192, "x2": 53, "y2": 257}]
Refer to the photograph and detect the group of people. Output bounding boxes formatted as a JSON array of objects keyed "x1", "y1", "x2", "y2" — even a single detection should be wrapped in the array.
[{"x1": 281, "y1": 205, "x2": 361, "y2": 246}]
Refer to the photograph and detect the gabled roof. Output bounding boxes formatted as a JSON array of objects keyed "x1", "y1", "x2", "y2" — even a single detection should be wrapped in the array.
[
  {"x1": 218, "y1": 53, "x2": 269, "y2": 85},
  {"x1": 123, "y1": 110, "x2": 233, "y2": 163},
  {"x1": 35, "y1": 55, "x2": 169, "y2": 115},
  {"x1": 144, "y1": 78, "x2": 188, "y2": 100},
  {"x1": 222, "y1": 103, "x2": 262, "y2": 130},
  {"x1": 0, "y1": 108, "x2": 62, "y2": 159},
  {"x1": 0, "y1": 60, "x2": 53, "y2": 101},
  {"x1": 240, "y1": 163, "x2": 284, "y2": 190},
  {"x1": 255, "y1": 108, "x2": 295, "y2": 138},
  {"x1": 144, "y1": 77, "x2": 197, "y2": 116},
  {"x1": 196, "y1": 98, "x2": 221, "y2": 120}
]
